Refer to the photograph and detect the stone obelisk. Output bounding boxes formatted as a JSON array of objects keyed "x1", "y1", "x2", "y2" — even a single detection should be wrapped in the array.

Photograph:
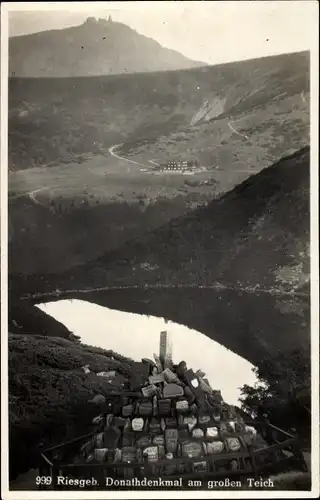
[{"x1": 159, "y1": 330, "x2": 173, "y2": 369}]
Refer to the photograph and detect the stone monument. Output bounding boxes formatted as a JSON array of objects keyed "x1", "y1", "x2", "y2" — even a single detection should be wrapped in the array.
[{"x1": 159, "y1": 330, "x2": 173, "y2": 369}]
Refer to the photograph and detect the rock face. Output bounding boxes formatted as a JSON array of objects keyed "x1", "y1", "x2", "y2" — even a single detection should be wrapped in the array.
[{"x1": 78, "y1": 332, "x2": 268, "y2": 476}]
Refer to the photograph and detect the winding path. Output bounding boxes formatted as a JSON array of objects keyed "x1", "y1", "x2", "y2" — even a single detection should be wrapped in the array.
[
  {"x1": 108, "y1": 144, "x2": 150, "y2": 169},
  {"x1": 227, "y1": 114, "x2": 255, "y2": 142},
  {"x1": 9, "y1": 185, "x2": 59, "y2": 207}
]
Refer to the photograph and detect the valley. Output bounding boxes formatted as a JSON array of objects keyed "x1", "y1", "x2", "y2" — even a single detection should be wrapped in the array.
[{"x1": 5, "y1": 10, "x2": 313, "y2": 490}]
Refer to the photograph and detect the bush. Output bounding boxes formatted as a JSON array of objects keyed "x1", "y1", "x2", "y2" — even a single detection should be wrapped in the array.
[{"x1": 239, "y1": 347, "x2": 311, "y2": 438}]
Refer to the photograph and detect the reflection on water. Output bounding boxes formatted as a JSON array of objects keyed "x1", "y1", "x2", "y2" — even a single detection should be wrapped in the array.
[{"x1": 37, "y1": 299, "x2": 258, "y2": 406}]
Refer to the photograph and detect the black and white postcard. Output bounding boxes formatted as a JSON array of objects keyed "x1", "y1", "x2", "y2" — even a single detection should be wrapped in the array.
[{"x1": 1, "y1": 1, "x2": 319, "y2": 498}]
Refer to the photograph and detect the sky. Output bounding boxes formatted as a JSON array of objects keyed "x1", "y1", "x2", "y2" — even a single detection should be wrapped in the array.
[
  {"x1": 38, "y1": 299, "x2": 259, "y2": 406},
  {"x1": 6, "y1": 1, "x2": 317, "y2": 65}
]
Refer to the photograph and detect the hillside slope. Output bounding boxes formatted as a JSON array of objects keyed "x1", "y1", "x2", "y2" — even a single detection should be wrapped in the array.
[
  {"x1": 9, "y1": 17, "x2": 205, "y2": 78},
  {"x1": 9, "y1": 51, "x2": 309, "y2": 171},
  {"x1": 9, "y1": 333, "x2": 135, "y2": 479},
  {"x1": 55, "y1": 147, "x2": 309, "y2": 294}
]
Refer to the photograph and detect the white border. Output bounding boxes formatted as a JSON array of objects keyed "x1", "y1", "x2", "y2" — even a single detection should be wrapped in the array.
[{"x1": 1, "y1": 2, "x2": 319, "y2": 499}]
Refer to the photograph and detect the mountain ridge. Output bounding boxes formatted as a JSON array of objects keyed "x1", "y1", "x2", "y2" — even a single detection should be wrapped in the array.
[{"x1": 9, "y1": 17, "x2": 206, "y2": 77}]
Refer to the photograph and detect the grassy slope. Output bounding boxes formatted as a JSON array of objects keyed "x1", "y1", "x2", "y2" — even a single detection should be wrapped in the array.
[
  {"x1": 9, "y1": 191, "x2": 218, "y2": 276},
  {"x1": 9, "y1": 51, "x2": 308, "y2": 171},
  {"x1": 41, "y1": 147, "x2": 309, "y2": 294},
  {"x1": 9, "y1": 333, "x2": 135, "y2": 479},
  {"x1": 8, "y1": 52, "x2": 309, "y2": 279}
]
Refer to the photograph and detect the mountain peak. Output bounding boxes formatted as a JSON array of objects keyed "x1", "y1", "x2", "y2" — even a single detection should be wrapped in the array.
[{"x1": 9, "y1": 20, "x2": 206, "y2": 77}]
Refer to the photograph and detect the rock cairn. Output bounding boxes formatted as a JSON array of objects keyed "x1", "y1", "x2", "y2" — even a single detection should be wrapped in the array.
[{"x1": 80, "y1": 331, "x2": 267, "y2": 474}]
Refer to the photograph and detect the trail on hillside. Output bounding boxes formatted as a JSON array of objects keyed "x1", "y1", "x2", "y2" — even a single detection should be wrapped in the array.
[
  {"x1": 108, "y1": 144, "x2": 150, "y2": 169},
  {"x1": 9, "y1": 185, "x2": 59, "y2": 207},
  {"x1": 227, "y1": 115, "x2": 254, "y2": 142}
]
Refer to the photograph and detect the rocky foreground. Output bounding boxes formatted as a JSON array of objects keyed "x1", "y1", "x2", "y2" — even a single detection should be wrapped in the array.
[{"x1": 61, "y1": 333, "x2": 268, "y2": 474}]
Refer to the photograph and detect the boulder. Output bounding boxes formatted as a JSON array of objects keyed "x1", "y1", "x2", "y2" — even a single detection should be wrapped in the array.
[
  {"x1": 181, "y1": 441, "x2": 203, "y2": 458},
  {"x1": 132, "y1": 418, "x2": 144, "y2": 432},
  {"x1": 149, "y1": 373, "x2": 165, "y2": 385},
  {"x1": 206, "y1": 427, "x2": 219, "y2": 438},
  {"x1": 184, "y1": 386, "x2": 196, "y2": 404},
  {"x1": 178, "y1": 429, "x2": 189, "y2": 441},
  {"x1": 211, "y1": 390, "x2": 224, "y2": 404},
  {"x1": 130, "y1": 362, "x2": 150, "y2": 390},
  {"x1": 198, "y1": 415, "x2": 211, "y2": 426},
  {"x1": 143, "y1": 446, "x2": 158, "y2": 462},
  {"x1": 122, "y1": 405, "x2": 133, "y2": 417},
  {"x1": 183, "y1": 369, "x2": 207, "y2": 407},
  {"x1": 225, "y1": 437, "x2": 241, "y2": 452},
  {"x1": 97, "y1": 371, "x2": 116, "y2": 378},
  {"x1": 163, "y1": 368, "x2": 181, "y2": 384},
  {"x1": 206, "y1": 441, "x2": 224, "y2": 454},
  {"x1": 136, "y1": 401, "x2": 153, "y2": 416},
  {"x1": 176, "y1": 400, "x2": 189, "y2": 413},
  {"x1": 183, "y1": 415, "x2": 197, "y2": 431},
  {"x1": 163, "y1": 383, "x2": 184, "y2": 399},
  {"x1": 141, "y1": 384, "x2": 157, "y2": 398},
  {"x1": 136, "y1": 435, "x2": 151, "y2": 448},
  {"x1": 190, "y1": 403, "x2": 198, "y2": 414},
  {"x1": 158, "y1": 399, "x2": 171, "y2": 416},
  {"x1": 93, "y1": 448, "x2": 108, "y2": 462},
  {"x1": 153, "y1": 435, "x2": 165, "y2": 446},
  {"x1": 122, "y1": 433, "x2": 135, "y2": 447},
  {"x1": 235, "y1": 421, "x2": 246, "y2": 433},
  {"x1": 219, "y1": 422, "x2": 228, "y2": 435},
  {"x1": 122, "y1": 447, "x2": 136, "y2": 463},
  {"x1": 242, "y1": 433, "x2": 255, "y2": 447},
  {"x1": 165, "y1": 429, "x2": 179, "y2": 454},
  {"x1": 198, "y1": 376, "x2": 213, "y2": 394},
  {"x1": 165, "y1": 416, "x2": 177, "y2": 429},
  {"x1": 245, "y1": 425, "x2": 257, "y2": 436},
  {"x1": 176, "y1": 361, "x2": 187, "y2": 379},
  {"x1": 149, "y1": 418, "x2": 161, "y2": 434},
  {"x1": 114, "y1": 417, "x2": 127, "y2": 428},
  {"x1": 193, "y1": 460, "x2": 207, "y2": 473},
  {"x1": 192, "y1": 428, "x2": 204, "y2": 438}
]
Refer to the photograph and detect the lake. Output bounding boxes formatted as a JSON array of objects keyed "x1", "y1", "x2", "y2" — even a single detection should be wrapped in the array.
[{"x1": 37, "y1": 298, "x2": 259, "y2": 406}]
